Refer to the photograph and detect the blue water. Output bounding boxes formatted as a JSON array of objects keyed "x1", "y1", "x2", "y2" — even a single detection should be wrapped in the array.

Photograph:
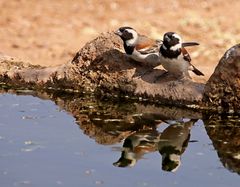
[{"x1": 0, "y1": 94, "x2": 239, "y2": 187}]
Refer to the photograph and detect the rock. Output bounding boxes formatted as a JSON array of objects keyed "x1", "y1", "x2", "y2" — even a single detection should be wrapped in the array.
[
  {"x1": 0, "y1": 32, "x2": 205, "y2": 107},
  {"x1": 71, "y1": 32, "x2": 205, "y2": 106},
  {"x1": 203, "y1": 44, "x2": 240, "y2": 113},
  {"x1": 0, "y1": 32, "x2": 239, "y2": 111}
]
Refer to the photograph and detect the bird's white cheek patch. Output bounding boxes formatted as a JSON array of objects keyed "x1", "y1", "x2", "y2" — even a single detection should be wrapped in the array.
[
  {"x1": 170, "y1": 43, "x2": 181, "y2": 51},
  {"x1": 126, "y1": 31, "x2": 138, "y2": 45},
  {"x1": 172, "y1": 33, "x2": 182, "y2": 43}
]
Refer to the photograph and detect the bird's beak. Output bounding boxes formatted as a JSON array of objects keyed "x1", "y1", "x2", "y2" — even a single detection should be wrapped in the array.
[
  {"x1": 114, "y1": 30, "x2": 122, "y2": 36},
  {"x1": 182, "y1": 42, "x2": 199, "y2": 47}
]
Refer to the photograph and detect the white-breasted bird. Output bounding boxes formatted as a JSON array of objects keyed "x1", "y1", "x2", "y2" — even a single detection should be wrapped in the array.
[
  {"x1": 115, "y1": 27, "x2": 200, "y2": 71},
  {"x1": 159, "y1": 32, "x2": 204, "y2": 78},
  {"x1": 114, "y1": 26, "x2": 162, "y2": 68}
]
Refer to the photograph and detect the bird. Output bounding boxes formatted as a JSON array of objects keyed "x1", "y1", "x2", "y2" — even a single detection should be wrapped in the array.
[
  {"x1": 113, "y1": 129, "x2": 160, "y2": 167},
  {"x1": 158, "y1": 119, "x2": 196, "y2": 172},
  {"x1": 159, "y1": 32, "x2": 204, "y2": 78},
  {"x1": 114, "y1": 27, "x2": 200, "y2": 70},
  {"x1": 114, "y1": 26, "x2": 162, "y2": 68}
]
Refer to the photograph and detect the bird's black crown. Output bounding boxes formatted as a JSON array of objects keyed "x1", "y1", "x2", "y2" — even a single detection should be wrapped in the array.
[
  {"x1": 163, "y1": 32, "x2": 181, "y2": 49},
  {"x1": 115, "y1": 26, "x2": 135, "y2": 41}
]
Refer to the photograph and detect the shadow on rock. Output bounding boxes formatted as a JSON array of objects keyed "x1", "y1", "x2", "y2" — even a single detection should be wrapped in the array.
[{"x1": 85, "y1": 48, "x2": 170, "y2": 85}]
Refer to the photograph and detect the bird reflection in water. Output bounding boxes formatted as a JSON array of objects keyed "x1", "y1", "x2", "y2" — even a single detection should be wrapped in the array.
[
  {"x1": 113, "y1": 129, "x2": 161, "y2": 167},
  {"x1": 158, "y1": 119, "x2": 196, "y2": 172},
  {"x1": 114, "y1": 119, "x2": 196, "y2": 172}
]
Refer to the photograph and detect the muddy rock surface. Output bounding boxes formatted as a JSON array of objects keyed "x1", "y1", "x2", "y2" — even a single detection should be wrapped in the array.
[
  {"x1": 0, "y1": 32, "x2": 240, "y2": 112},
  {"x1": 0, "y1": 32, "x2": 205, "y2": 106},
  {"x1": 203, "y1": 44, "x2": 240, "y2": 113}
]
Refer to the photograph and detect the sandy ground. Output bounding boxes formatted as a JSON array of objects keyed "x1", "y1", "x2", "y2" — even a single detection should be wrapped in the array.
[{"x1": 0, "y1": 0, "x2": 240, "y2": 80}]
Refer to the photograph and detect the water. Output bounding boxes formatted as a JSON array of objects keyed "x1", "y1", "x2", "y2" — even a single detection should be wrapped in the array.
[{"x1": 0, "y1": 93, "x2": 239, "y2": 187}]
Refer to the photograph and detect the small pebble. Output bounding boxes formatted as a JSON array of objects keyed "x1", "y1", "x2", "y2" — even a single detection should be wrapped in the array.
[{"x1": 95, "y1": 180, "x2": 104, "y2": 185}]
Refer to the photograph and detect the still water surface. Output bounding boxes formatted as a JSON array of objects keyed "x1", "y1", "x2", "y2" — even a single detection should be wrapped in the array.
[{"x1": 0, "y1": 93, "x2": 239, "y2": 187}]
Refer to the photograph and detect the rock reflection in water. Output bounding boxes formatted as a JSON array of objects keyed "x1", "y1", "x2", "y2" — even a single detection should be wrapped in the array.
[
  {"x1": 17, "y1": 91, "x2": 201, "y2": 172},
  {"x1": 50, "y1": 92, "x2": 201, "y2": 146},
  {"x1": 204, "y1": 114, "x2": 240, "y2": 174},
  {"x1": 6, "y1": 90, "x2": 240, "y2": 174}
]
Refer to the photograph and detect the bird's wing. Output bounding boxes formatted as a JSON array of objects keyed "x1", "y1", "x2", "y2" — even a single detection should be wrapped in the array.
[
  {"x1": 181, "y1": 47, "x2": 204, "y2": 76},
  {"x1": 135, "y1": 35, "x2": 162, "y2": 54},
  {"x1": 181, "y1": 47, "x2": 191, "y2": 62}
]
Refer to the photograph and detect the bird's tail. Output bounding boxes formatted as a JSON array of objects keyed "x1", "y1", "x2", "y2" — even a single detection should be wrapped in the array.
[{"x1": 191, "y1": 65, "x2": 204, "y2": 76}]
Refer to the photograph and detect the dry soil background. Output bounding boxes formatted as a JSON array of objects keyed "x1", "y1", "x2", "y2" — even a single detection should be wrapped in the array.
[{"x1": 0, "y1": 0, "x2": 240, "y2": 80}]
